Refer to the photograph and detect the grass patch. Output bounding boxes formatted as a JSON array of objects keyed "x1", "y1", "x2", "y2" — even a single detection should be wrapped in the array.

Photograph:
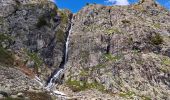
[
  {"x1": 153, "y1": 23, "x2": 161, "y2": 29},
  {"x1": 119, "y1": 91, "x2": 136, "y2": 99},
  {"x1": 105, "y1": 28, "x2": 122, "y2": 35},
  {"x1": 80, "y1": 70, "x2": 89, "y2": 76},
  {"x1": 140, "y1": 96, "x2": 152, "y2": 100},
  {"x1": 66, "y1": 79, "x2": 105, "y2": 92},
  {"x1": 162, "y1": 57, "x2": 170, "y2": 66},
  {"x1": 103, "y1": 53, "x2": 121, "y2": 62}
]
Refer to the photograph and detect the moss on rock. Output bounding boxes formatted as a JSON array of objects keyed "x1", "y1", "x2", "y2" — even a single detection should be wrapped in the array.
[{"x1": 66, "y1": 78, "x2": 105, "y2": 92}]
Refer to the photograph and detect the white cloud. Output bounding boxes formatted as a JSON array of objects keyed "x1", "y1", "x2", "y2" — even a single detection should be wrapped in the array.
[{"x1": 106, "y1": 0, "x2": 129, "y2": 5}]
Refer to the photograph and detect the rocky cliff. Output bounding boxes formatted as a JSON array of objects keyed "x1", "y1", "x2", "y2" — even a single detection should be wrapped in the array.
[
  {"x1": 0, "y1": 0, "x2": 71, "y2": 99},
  {"x1": 64, "y1": 0, "x2": 170, "y2": 99},
  {"x1": 0, "y1": 0, "x2": 170, "y2": 100}
]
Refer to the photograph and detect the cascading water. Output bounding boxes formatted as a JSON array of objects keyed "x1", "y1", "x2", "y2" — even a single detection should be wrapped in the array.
[{"x1": 45, "y1": 15, "x2": 73, "y2": 93}]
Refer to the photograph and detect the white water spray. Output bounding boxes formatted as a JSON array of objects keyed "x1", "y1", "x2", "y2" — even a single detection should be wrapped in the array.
[
  {"x1": 46, "y1": 68, "x2": 64, "y2": 90},
  {"x1": 65, "y1": 21, "x2": 72, "y2": 63}
]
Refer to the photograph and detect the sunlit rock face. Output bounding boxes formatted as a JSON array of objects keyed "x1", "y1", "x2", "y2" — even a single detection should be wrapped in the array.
[
  {"x1": 64, "y1": 1, "x2": 170, "y2": 99},
  {"x1": 1, "y1": 0, "x2": 170, "y2": 99}
]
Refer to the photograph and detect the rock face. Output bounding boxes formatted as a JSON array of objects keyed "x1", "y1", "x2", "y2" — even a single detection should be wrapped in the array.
[
  {"x1": 64, "y1": 1, "x2": 170, "y2": 99},
  {"x1": 0, "y1": 0, "x2": 72, "y2": 79},
  {"x1": 0, "y1": 0, "x2": 71, "y2": 98},
  {"x1": 1, "y1": 0, "x2": 170, "y2": 99}
]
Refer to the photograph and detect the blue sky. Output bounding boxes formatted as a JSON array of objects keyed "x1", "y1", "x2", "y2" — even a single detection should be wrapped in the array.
[{"x1": 53, "y1": 0, "x2": 170, "y2": 13}]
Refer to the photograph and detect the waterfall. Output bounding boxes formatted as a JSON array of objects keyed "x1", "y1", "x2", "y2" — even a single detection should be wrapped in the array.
[
  {"x1": 45, "y1": 15, "x2": 73, "y2": 91},
  {"x1": 45, "y1": 68, "x2": 64, "y2": 90},
  {"x1": 65, "y1": 22, "x2": 72, "y2": 63}
]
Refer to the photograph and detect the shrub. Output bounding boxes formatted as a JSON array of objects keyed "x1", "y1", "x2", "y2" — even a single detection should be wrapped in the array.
[
  {"x1": 56, "y1": 29, "x2": 65, "y2": 42},
  {"x1": 0, "y1": 47, "x2": 14, "y2": 66},
  {"x1": 0, "y1": 33, "x2": 12, "y2": 43},
  {"x1": 150, "y1": 34, "x2": 163, "y2": 45},
  {"x1": 36, "y1": 16, "x2": 48, "y2": 28},
  {"x1": 27, "y1": 51, "x2": 43, "y2": 72},
  {"x1": 59, "y1": 12, "x2": 68, "y2": 24},
  {"x1": 50, "y1": 7, "x2": 58, "y2": 18}
]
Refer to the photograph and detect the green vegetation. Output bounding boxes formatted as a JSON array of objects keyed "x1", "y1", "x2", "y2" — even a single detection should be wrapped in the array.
[
  {"x1": 103, "y1": 53, "x2": 121, "y2": 62},
  {"x1": 153, "y1": 23, "x2": 161, "y2": 29},
  {"x1": 56, "y1": 29, "x2": 65, "y2": 42},
  {"x1": 95, "y1": 63, "x2": 107, "y2": 68},
  {"x1": 0, "y1": 34, "x2": 14, "y2": 66},
  {"x1": 66, "y1": 79, "x2": 105, "y2": 92},
  {"x1": 0, "y1": 34, "x2": 12, "y2": 43},
  {"x1": 119, "y1": 91, "x2": 136, "y2": 99},
  {"x1": 36, "y1": 16, "x2": 48, "y2": 28},
  {"x1": 91, "y1": 63, "x2": 107, "y2": 72},
  {"x1": 59, "y1": 11, "x2": 68, "y2": 24},
  {"x1": 0, "y1": 17, "x2": 3, "y2": 24},
  {"x1": 150, "y1": 34, "x2": 163, "y2": 45},
  {"x1": 162, "y1": 57, "x2": 170, "y2": 66},
  {"x1": 0, "y1": 47, "x2": 14, "y2": 66},
  {"x1": 27, "y1": 51, "x2": 43, "y2": 72},
  {"x1": 105, "y1": 28, "x2": 122, "y2": 35},
  {"x1": 50, "y1": 11, "x2": 57, "y2": 18},
  {"x1": 50, "y1": 7, "x2": 58, "y2": 18},
  {"x1": 80, "y1": 70, "x2": 89, "y2": 76},
  {"x1": 140, "y1": 96, "x2": 151, "y2": 100}
]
